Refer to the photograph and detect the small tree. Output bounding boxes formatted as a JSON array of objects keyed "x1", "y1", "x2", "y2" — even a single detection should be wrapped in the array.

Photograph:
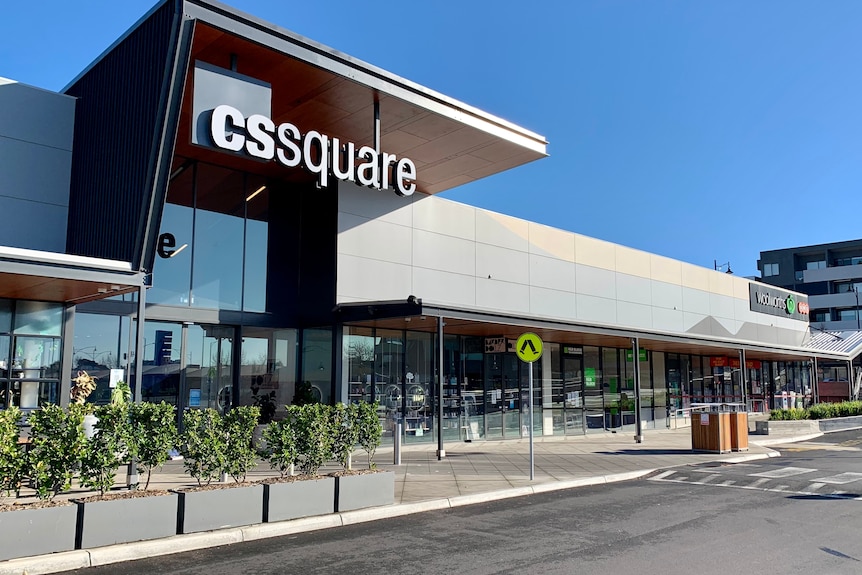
[
  {"x1": 128, "y1": 402, "x2": 177, "y2": 490},
  {"x1": 261, "y1": 416, "x2": 298, "y2": 478},
  {"x1": 79, "y1": 403, "x2": 131, "y2": 496},
  {"x1": 223, "y1": 405, "x2": 260, "y2": 482},
  {"x1": 28, "y1": 404, "x2": 86, "y2": 500},
  {"x1": 0, "y1": 406, "x2": 27, "y2": 500},
  {"x1": 330, "y1": 402, "x2": 359, "y2": 471},
  {"x1": 179, "y1": 408, "x2": 227, "y2": 486},
  {"x1": 356, "y1": 401, "x2": 383, "y2": 469},
  {"x1": 292, "y1": 403, "x2": 332, "y2": 475}
]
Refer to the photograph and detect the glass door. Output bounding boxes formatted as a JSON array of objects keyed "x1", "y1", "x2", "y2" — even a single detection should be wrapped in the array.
[
  {"x1": 502, "y1": 355, "x2": 521, "y2": 438},
  {"x1": 562, "y1": 355, "x2": 584, "y2": 435},
  {"x1": 484, "y1": 353, "x2": 504, "y2": 439},
  {"x1": 186, "y1": 324, "x2": 234, "y2": 414}
]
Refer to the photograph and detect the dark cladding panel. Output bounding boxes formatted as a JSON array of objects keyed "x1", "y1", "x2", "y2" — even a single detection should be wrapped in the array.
[
  {"x1": 266, "y1": 181, "x2": 337, "y2": 326},
  {"x1": 65, "y1": 1, "x2": 178, "y2": 267}
]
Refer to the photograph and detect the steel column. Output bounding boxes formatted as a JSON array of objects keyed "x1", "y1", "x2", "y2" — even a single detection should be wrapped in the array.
[
  {"x1": 632, "y1": 338, "x2": 643, "y2": 443},
  {"x1": 437, "y1": 316, "x2": 445, "y2": 460}
]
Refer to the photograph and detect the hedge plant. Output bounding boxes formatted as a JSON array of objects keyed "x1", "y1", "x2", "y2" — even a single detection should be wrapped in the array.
[
  {"x1": 223, "y1": 405, "x2": 261, "y2": 482},
  {"x1": 0, "y1": 406, "x2": 27, "y2": 499},
  {"x1": 79, "y1": 403, "x2": 132, "y2": 496},
  {"x1": 28, "y1": 404, "x2": 87, "y2": 500},
  {"x1": 292, "y1": 403, "x2": 332, "y2": 475},
  {"x1": 356, "y1": 401, "x2": 383, "y2": 469},
  {"x1": 261, "y1": 415, "x2": 299, "y2": 478},
  {"x1": 128, "y1": 402, "x2": 178, "y2": 490},
  {"x1": 180, "y1": 408, "x2": 228, "y2": 486}
]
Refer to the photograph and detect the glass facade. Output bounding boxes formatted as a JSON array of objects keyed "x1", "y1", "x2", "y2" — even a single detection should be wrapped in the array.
[
  {"x1": 150, "y1": 161, "x2": 270, "y2": 312},
  {"x1": 0, "y1": 300, "x2": 63, "y2": 409},
  {"x1": 341, "y1": 327, "x2": 828, "y2": 443}
]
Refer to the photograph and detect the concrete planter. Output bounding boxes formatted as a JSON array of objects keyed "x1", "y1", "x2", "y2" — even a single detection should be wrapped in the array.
[
  {"x1": 335, "y1": 471, "x2": 394, "y2": 512},
  {"x1": 176, "y1": 483, "x2": 263, "y2": 534},
  {"x1": 75, "y1": 492, "x2": 178, "y2": 549},
  {"x1": 263, "y1": 476, "x2": 336, "y2": 522},
  {"x1": 758, "y1": 415, "x2": 862, "y2": 435},
  {"x1": 0, "y1": 503, "x2": 77, "y2": 561}
]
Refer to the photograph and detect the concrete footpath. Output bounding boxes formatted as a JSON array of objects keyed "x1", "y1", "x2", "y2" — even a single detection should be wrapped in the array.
[{"x1": 0, "y1": 428, "x2": 808, "y2": 575}]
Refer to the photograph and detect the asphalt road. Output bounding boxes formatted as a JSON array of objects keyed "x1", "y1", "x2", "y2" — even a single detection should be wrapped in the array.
[{"x1": 61, "y1": 430, "x2": 862, "y2": 575}]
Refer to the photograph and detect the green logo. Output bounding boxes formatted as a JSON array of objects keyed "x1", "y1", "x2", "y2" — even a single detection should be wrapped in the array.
[{"x1": 786, "y1": 295, "x2": 796, "y2": 314}]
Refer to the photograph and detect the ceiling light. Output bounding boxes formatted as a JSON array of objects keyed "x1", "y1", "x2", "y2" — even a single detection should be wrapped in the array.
[
  {"x1": 169, "y1": 244, "x2": 188, "y2": 258},
  {"x1": 246, "y1": 185, "x2": 266, "y2": 202}
]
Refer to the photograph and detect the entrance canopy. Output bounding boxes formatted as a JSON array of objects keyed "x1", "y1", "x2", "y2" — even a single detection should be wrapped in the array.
[
  {"x1": 0, "y1": 246, "x2": 145, "y2": 304},
  {"x1": 172, "y1": 1, "x2": 549, "y2": 194}
]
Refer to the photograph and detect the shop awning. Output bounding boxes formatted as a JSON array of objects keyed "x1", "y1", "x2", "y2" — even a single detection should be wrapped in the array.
[{"x1": 0, "y1": 246, "x2": 145, "y2": 304}]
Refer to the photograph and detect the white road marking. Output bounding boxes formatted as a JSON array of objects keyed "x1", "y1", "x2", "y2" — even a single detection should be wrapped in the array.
[
  {"x1": 808, "y1": 483, "x2": 825, "y2": 491},
  {"x1": 749, "y1": 467, "x2": 817, "y2": 479},
  {"x1": 810, "y1": 472, "x2": 862, "y2": 485},
  {"x1": 652, "y1": 470, "x2": 676, "y2": 480}
]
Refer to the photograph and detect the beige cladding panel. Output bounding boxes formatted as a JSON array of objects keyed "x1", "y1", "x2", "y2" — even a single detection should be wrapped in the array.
[
  {"x1": 335, "y1": 188, "x2": 809, "y2": 342},
  {"x1": 574, "y1": 234, "x2": 616, "y2": 271},
  {"x1": 615, "y1": 244, "x2": 651, "y2": 278},
  {"x1": 528, "y1": 221, "x2": 575, "y2": 262}
]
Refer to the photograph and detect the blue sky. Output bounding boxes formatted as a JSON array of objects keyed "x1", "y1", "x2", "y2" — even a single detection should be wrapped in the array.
[{"x1": 3, "y1": 0, "x2": 860, "y2": 278}]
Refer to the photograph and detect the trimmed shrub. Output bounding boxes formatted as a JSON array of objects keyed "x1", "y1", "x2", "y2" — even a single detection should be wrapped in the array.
[
  {"x1": 180, "y1": 408, "x2": 228, "y2": 486},
  {"x1": 292, "y1": 403, "x2": 332, "y2": 476},
  {"x1": 79, "y1": 403, "x2": 132, "y2": 496},
  {"x1": 0, "y1": 406, "x2": 27, "y2": 499},
  {"x1": 261, "y1": 414, "x2": 298, "y2": 478},
  {"x1": 224, "y1": 405, "x2": 260, "y2": 482},
  {"x1": 330, "y1": 403, "x2": 360, "y2": 471},
  {"x1": 356, "y1": 401, "x2": 383, "y2": 469},
  {"x1": 128, "y1": 402, "x2": 177, "y2": 490},
  {"x1": 28, "y1": 404, "x2": 86, "y2": 500}
]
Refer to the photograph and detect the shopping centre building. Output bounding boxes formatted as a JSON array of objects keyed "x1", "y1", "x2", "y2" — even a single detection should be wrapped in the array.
[{"x1": 2, "y1": 0, "x2": 861, "y2": 447}]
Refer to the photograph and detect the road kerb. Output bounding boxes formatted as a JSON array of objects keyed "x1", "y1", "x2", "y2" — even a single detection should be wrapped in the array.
[
  {"x1": 0, "y1": 550, "x2": 89, "y2": 575},
  {"x1": 448, "y1": 486, "x2": 535, "y2": 508},
  {"x1": 340, "y1": 499, "x2": 451, "y2": 525},
  {"x1": 241, "y1": 515, "x2": 343, "y2": 541},
  {"x1": 87, "y1": 530, "x2": 244, "y2": 567}
]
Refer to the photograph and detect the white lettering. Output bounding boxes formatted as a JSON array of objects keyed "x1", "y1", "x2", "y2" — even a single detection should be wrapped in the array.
[
  {"x1": 275, "y1": 123, "x2": 301, "y2": 167},
  {"x1": 208, "y1": 106, "x2": 417, "y2": 195},
  {"x1": 396, "y1": 158, "x2": 417, "y2": 197},
  {"x1": 245, "y1": 114, "x2": 275, "y2": 160},
  {"x1": 210, "y1": 105, "x2": 245, "y2": 152}
]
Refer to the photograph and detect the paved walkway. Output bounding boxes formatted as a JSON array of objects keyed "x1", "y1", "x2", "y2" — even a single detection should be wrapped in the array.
[{"x1": 1, "y1": 428, "x2": 800, "y2": 575}]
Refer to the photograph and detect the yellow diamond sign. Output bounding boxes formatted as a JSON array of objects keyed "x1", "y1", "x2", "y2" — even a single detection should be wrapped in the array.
[{"x1": 515, "y1": 332, "x2": 543, "y2": 363}]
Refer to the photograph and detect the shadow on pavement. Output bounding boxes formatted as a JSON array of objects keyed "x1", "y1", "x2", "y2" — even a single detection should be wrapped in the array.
[{"x1": 596, "y1": 449, "x2": 695, "y2": 456}]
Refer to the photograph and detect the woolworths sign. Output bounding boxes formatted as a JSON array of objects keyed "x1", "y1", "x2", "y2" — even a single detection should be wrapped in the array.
[{"x1": 749, "y1": 284, "x2": 809, "y2": 322}]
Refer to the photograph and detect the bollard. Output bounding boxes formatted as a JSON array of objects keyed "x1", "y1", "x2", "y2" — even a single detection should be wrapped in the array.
[{"x1": 394, "y1": 423, "x2": 402, "y2": 465}]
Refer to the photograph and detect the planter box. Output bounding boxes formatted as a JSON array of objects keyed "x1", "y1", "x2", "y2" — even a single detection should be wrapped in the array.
[
  {"x1": 75, "y1": 492, "x2": 178, "y2": 549},
  {"x1": 335, "y1": 471, "x2": 394, "y2": 512},
  {"x1": 177, "y1": 483, "x2": 263, "y2": 534},
  {"x1": 263, "y1": 476, "x2": 336, "y2": 523},
  {"x1": 0, "y1": 503, "x2": 77, "y2": 561}
]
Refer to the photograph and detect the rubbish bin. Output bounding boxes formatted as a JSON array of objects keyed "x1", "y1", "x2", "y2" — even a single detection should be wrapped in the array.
[
  {"x1": 691, "y1": 410, "x2": 731, "y2": 453},
  {"x1": 729, "y1": 410, "x2": 749, "y2": 452}
]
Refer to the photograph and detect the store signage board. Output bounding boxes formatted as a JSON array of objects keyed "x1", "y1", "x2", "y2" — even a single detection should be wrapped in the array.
[{"x1": 748, "y1": 284, "x2": 809, "y2": 321}]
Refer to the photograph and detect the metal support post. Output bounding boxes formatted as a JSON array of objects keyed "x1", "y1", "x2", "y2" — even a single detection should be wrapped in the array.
[
  {"x1": 812, "y1": 357, "x2": 819, "y2": 405},
  {"x1": 436, "y1": 316, "x2": 445, "y2": 460},
  {"x1": 127, "y1": 283, "x2": 147, "y2": 488},
  {"x1": 739, "y1": 349, "x2": 747, "y2": 411},
  {"x1": 394, "y1": 423, "x2": 402, "y2": 465},
  {"x1": 528, "y1": 362, "x2": 535, "y2": 480},
  {"x1": 632, "y1": 338, "x2": 643, "y2": 443}
]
